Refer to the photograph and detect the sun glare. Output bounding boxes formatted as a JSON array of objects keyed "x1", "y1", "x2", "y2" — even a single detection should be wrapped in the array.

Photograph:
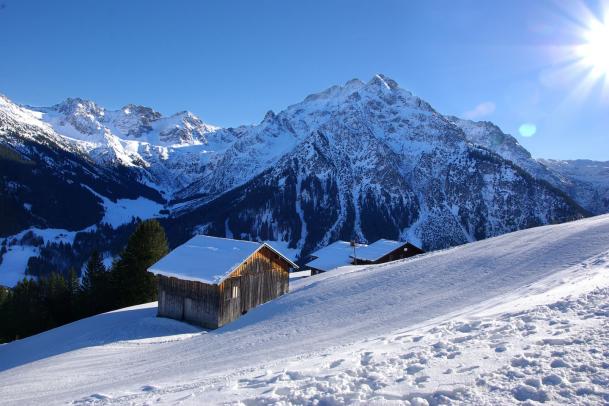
[
  {"x1": 550, "y1": 2, "x2": 609, "y2": 102},
  {"x1": 577, "y1": 16, "x2": 609, "y2": 78}
]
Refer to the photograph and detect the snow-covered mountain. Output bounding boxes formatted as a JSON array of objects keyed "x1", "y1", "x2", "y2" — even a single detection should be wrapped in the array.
[
  {"x1": 539, "y1": 159, "x2": 609, "y2": 215},
  {"x1": 165, "y1": 75, "x2": 586, "y2": 253},
  {"x1": 0, "y1": 74, "x2": 604, "y2": 284},
  {"x1": 2, "y1": 214, "x2": 609, "y2": 405},
  {"x1": 448, "y1": 117, "x2": 559, "y2": 184},
  {"x1": 448, "y1": 117, "x2": 609, "y2": 215}
]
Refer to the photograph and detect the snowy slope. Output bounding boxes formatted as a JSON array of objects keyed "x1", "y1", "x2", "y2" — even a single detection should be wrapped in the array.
[{"x1": 1, "y1": 215, "x2": 609, "y2": 405}]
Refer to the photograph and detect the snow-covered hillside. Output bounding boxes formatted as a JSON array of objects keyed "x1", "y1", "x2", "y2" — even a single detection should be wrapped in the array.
[{"x1": 1, "y1": 214, "x2": 609, "y2": 405}]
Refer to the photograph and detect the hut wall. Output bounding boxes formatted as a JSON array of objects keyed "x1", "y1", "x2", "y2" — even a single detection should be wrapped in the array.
[
  {"x1": 354, "y1": 243, "x2": 425, "y2": 265},
  {"x1": 370, "y1": 243, "x2": 425, "y2": 264},
  {"x1": 218, "y1": 246, "x2": 290, "y2": 327},
  {"x1": 158, "y1": 275, "x2": 220, "y2": 329}
]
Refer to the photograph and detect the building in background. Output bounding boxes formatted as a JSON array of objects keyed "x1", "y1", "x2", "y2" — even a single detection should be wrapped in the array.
[{"x1": 306, "y1": 239, "x2": 424, "y2": 274}]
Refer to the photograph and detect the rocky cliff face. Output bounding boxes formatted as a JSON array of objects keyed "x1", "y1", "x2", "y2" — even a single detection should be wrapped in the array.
[
  {"x1": 539, "y1": 159, "x2": 609, "y2": 215},
  {"x1": 166, "y1": 75, "x2": 584, "y2": 254}
]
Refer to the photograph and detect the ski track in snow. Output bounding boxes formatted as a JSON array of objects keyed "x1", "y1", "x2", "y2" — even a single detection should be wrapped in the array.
[{"x1": 1, "y1": 215, "x2": 609, "y2": 405}]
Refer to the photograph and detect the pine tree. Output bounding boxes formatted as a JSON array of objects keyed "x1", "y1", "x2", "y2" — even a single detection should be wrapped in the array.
[
  {"x1": 81, "y1": 251, "x2": 104, "y2": 293},
  {"x1": 111, "y1": 220, "x2": 168, "y2": 308},
  {"x1": 81, "y1": 250, "x2": 111, "y2": 315},
  {"x1": 43, "y1": 273, "x2": 71, "y2": 329},
  {"x1": 11, "y1": 277, "x2": 45, "y2": 339},
  {"x1": 0, "y1": 287, "x2": 12, "y2": 343}
]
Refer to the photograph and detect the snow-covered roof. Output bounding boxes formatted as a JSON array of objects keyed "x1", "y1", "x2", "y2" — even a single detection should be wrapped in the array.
[
  {"x1": 306, "y1": 239, "x2": 410, "y2": 271},
  {"x1": 306, "y1": 241, "x2": 366, "y2": 272},
  {"x1": 351, "y1": 239, "x2": 406, "y2": 262},
  {"x1": 148, "y1": 235, "x2": 297, "y2": 285}
]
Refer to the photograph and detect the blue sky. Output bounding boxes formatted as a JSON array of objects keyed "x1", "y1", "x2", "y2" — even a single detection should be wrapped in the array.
[{"x1": 0, "y1": 0, "x2": 607, "y2": 160}]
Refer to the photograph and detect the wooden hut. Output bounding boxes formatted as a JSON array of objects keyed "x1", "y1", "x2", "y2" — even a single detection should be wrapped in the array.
[
  {"x1": 350, "y1": 239, "x2": 424, "y2": 265},
  {"x1": 305, "y1": 239, "x2": 424, "y2": 274},
  {"x1": 305, "y1": 240, "x2": 363, "y2": 275},
  {"x1": 147, "y1": 235, "x2": 298, "y2": 329}
]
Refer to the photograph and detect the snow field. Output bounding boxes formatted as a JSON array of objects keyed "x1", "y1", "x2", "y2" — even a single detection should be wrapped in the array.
[{"x1": 1, "y1": 215, "x2": 609, "y2": 405}]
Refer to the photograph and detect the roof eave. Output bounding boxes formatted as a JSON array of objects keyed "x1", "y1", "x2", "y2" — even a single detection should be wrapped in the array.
[{"x1": 261, "y1": 243, "x2": 300, "y2": 270}]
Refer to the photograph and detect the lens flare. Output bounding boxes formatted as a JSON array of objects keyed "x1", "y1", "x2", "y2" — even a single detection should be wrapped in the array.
[{"x1": 518, "y1": 123, "x2": 537, "y2": 138}]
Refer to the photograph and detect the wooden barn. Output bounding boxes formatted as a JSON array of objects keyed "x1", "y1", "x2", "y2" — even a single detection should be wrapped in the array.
[
  {"x1": 350, "y1": 239, "x2": 425, "y2": 265},
  {"x1": 306, "y1": 239, "x2": 424, "y2": 274},
  {"x1": 147, "y1": 235, "x2": 298, "y2": 329}
]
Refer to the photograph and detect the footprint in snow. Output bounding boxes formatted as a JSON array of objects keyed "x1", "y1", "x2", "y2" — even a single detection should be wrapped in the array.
[
  {"x1": 329, "y1": 359, "x2": 344, "y2": 368},
  {"x1": 360, "y1": 351, "x2": 374, "y2": 366},
  {"x1": 74, "y1": 393, "x2": 112, "y2": 404},
  {"x1": 447, "y1": 351, "x2": 461, "y2": 359},
  {"x1": 406, "y1": 365, "x2": 425, "y2": 375},
  {"x1": 493, "y1": 344, "x2": 508, "y2": 353},
  {"x1": 457, "y1": 365, "x2": 479, "y2": 374},
  {"x1": 415, "y1": 375, "x2": 430, "y2": 384},
  {"x1": 456, "y1": 321, "x2": 481, "y2": 333},
  {"x1": 550, "y1": 359, "x2": 570, "y2": 368}
]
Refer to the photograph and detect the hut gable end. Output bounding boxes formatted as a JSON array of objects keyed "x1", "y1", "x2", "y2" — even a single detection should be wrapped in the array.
[{"x1": 218, "y1": 245, "x2": 290, "y2": 326}]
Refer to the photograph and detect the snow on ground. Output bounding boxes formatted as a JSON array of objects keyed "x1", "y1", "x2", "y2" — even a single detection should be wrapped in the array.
[
  {"x1": 7, "y1": 226, "x2": 95, "y2": 245},
  {"x1": 1, "y1": 215, "x2": 609, "y2": 405},
  {"x1": 288, "y1": 270, "x2": 311, "y2": 282},
  {"x1": 0, "y1": 245, "x2": 39, "y2": 286},
  {"x1": 101, "y1": 196, "x2": 164, "y2": 228},
  {"x1": 0, "y1": 227, "x2": 97, "y2": 287},
  {"x1": 82, "y1": 185, "x2": 164, "y2": 227}
]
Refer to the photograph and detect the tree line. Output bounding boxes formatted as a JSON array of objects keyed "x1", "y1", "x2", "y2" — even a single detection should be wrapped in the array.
[{"x1": 0, "y1": 220, "x2": 169, "y2": 343}]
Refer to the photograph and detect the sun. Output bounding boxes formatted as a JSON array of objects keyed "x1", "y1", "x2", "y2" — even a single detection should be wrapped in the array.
[{"x1": 577, "y1": 16, "x2": 609, "y2": 78}]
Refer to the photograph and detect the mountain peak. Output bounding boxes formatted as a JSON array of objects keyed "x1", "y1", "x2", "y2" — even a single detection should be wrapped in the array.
[
  {"x1": 52, "y1": 97, "x2": 104, "y2": 118},
  {"x1": 120, "y1": 104, "x2": 161, "y2": 120},
  {"x1": 300, "y1": 75, "x2": 402, "y2": 106},
  {"x1": 367, "y1": 74, "x2": 399, "y2": 90},
  {"x1": 263, "y1": 110, "x2": 276, "y2": 122},
  {"x1": 344, "y1": 78, "x2": 365, "y2": 88}
]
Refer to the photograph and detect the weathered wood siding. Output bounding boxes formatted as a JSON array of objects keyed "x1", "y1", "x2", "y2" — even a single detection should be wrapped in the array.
[
  {"x1": 218, "y1": 246, "x2": 290, "y2": 327},
  {"x1": 157, "y1": 245, "x2": 291, "y2": 329},
  {"x1": 158, "y1": 275, "x2": 220, "y2": 329}
]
